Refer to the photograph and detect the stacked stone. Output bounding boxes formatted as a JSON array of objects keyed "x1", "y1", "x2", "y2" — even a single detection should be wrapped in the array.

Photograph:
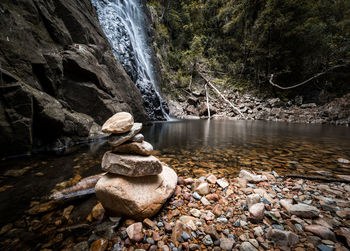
[{"x1": 95, "y1": 112, "x2": 177, "y2": 220}]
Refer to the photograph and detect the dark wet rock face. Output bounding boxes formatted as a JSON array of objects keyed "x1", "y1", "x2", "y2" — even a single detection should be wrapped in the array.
[{"x1": 0, "y1": 0, "x2": 149, "y2": 156}]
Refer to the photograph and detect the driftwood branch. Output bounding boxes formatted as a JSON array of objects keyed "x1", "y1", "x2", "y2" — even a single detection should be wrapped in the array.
[
  {"x1": 205, "y1": 83, "x2": 211, "y2": 119},
  {"x1": 199, "y1": 72, "x2": 246, "y2": 119},
  {"x1": 284, "y1": 175, "x2": 350, "y2": 184},
  {"x1": 270, "y1": 64, "x2": 348, "y2": 90},
  {"x1": 50, "y1": 173, "x2": 104, "y2": 200}
]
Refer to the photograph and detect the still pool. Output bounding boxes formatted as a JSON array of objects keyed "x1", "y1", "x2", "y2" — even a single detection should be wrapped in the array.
[{"x1": 0, "y1": 120, "x2": 349, "y2": 245}]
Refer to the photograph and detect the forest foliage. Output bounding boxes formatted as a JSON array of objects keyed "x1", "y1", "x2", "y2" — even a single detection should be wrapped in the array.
[{"x1": 147, "y1": 0, "x2": 350, "y2": 100}]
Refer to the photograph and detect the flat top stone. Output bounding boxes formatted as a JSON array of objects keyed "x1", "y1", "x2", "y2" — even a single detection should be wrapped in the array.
[
  {"x1": 102, "y1": 112, "x2": 134, "y2": 134},
  {"x1": 101, "y1": 151, "x2": 162, "y2": 177}
]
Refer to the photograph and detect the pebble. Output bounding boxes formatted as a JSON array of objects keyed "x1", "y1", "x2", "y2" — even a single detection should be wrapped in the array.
[
  {"x1": 126, "y1": 222, "x2": 144, "y2": 242},
  {"x1": 195, "y1": 182, "x2": 210, "y2": 195},
  {"x1": 217, "y1": 217, "x2": 228, "y2": 223},
  {"x1": 216, "y1": 178, "x2": 229, "y2": 189},
  {"x1": 253, "y1": 227, "x2": 264, "y2": 237},
  {"x1": 202, "y1": 235, "x2": 213, "y2": 246},
  {"x1": 207, "y1": 174, "x2": 217, "y2": 184},
  {"x1": 317, "y1": 244, "x2": 334, "y2": 251},
  {"x1": 190, "y1": 208, "x2": 201, "y2": 218},
  {"x1": 192, "y1": 192, "x2": 201, "y2": 200},
  {"x1": 220, "y1": 237, "x2": 235, "y2": 250},
  {"x1": 248, "y1": 203, "x2": 265, "y2": 221},
  {"x1": 200, "y1": 197, "x2": 211, "y2": 205},
  {"x1": 240, "y1": 241, "x2": 258, "y2": 251}
]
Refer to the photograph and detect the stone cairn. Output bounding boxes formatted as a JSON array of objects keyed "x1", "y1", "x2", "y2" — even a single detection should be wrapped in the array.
[{"x1": 95, "y1": 112, "x2": 178, "y2": 220}]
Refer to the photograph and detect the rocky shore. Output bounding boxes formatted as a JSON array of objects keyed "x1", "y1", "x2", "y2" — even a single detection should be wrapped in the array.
[
  {"x1": 169, "y1": 92, "x2": 350, "y2": 126},
  {"x1": 2, "y1": 167, "x2": 350, "y2": 250}
]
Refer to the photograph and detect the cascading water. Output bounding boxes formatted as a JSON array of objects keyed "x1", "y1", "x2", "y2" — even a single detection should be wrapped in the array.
[{"x1": 91, "y1": 0, "x2": 169, "y2": 120}]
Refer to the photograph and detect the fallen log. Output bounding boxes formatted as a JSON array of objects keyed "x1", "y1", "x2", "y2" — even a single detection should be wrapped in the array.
[
  {"x1": 284, "y1": 175, "x2": 350, "y2": 184},
  {"x1": 205, "y1": 83, "x2": 211, "y2": 119},
  {"x1": 199, "y1": 71, "x2": 245, "y2": 119},
  {"x1": 50, "y1": 173, "x2": 105, "y2": 200}
]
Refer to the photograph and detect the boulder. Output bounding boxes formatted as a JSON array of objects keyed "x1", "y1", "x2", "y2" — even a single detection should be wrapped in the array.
[
  {"x1": 101, "y1": 151, "x2": 162, "y2": 177},
  {"x1": 112, "y1": 141, "x2": 153, "y2": 156},
  {"x1": 102, "y1": 112, "x2": 134, "y2": 134},
  {"x1": 95, "y1": 165, "x2": 177, "y2": 220},
  {"x1": 108, "y1": 123, "x2": 142, "y2": 147}
]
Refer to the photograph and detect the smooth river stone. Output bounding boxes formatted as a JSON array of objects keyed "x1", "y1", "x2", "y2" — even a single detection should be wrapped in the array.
[
  {"x1": 108, "y1": 123, "x2": 142, "y2": 147},
  {"x1": 102, "y1": 112, "x2": 134, "y2": 134},
  {"x1": 95, "y1": 165, "x2": 177, "y2": 220},
  {"x1": 128, "y1": 133, "x2": 144, "y2": 143},
  {"x1": 112, "y1": 141, "x2": 153, "y2": 156},
  {"x1": 101, "y1": 151, "x2": 162, "y2": 177}
]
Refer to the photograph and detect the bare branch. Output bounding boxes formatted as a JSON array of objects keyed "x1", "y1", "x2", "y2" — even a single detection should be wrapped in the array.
[{"x1": 270, "y1": 64, "x2": 348, "y2": 90}]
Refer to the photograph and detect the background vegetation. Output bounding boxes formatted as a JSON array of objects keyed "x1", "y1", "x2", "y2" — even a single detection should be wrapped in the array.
[{"x1": 148, "y1": 0, "x2": 350, "y2": 102}]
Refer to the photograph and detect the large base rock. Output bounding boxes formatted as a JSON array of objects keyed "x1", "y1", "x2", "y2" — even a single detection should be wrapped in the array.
[
  {"x1": 95, "y1": 165, "x2": 177, "y2": 220},
  {"x1": 101, "y1": 151, "x2": 162, "y2": 177}
]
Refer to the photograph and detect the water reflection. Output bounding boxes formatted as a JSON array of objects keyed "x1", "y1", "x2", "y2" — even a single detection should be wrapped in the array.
[{"x1": 143, "y1": 120, "x2": 350, "y2": 177}]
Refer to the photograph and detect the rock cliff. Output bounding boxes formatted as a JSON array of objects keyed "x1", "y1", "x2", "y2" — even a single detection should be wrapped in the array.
[{"x1": 0, "y1": 0, "x2": 149, "y2": 156}]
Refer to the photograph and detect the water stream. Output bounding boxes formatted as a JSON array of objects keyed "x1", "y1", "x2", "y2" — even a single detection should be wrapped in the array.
[{"x1": 91, "y1": 0, "x2": 169, "y2": 120}]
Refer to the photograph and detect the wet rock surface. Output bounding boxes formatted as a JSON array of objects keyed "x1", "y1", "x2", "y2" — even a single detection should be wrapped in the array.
[{"x1": 0, "y1": 0, "x2": 149, "y2": 156}]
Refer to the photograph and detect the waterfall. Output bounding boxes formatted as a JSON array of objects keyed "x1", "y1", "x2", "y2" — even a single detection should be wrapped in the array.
[{"x1": 91, "y1": 0, "x2": 169, "y2": 120}]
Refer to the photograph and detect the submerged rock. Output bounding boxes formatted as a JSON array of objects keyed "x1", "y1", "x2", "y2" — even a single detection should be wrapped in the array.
[
  {"x1": 102, "y1": 112, "x2": 134, "y2": 134},
  {"x1": 95, "y1": 165, "x2": 177, "y2": 219},
  {"x1": 101, "y1": 151, "x2": 162, "y2": 177}
]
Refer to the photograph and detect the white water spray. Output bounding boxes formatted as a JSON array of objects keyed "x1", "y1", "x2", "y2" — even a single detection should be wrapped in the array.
[{"x1": 91, "y1": 0, "x2": 169, "y2": 120}]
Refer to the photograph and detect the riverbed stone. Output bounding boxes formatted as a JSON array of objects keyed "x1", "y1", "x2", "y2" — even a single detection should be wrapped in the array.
[
  {"x1": 266, "y1": 229, "x2": 299, "y2": 246},
  {"x1": 95, "y1": 165, "x2": 177, "y2": 220},
  {"x1": 240, "y1": 241, "x2": 258, "y2": 251},
  {"x1": 171, "y1": 220, "x2": 191, "y2": 246},
  {"x1": 126, "y1": 222, "x2": 144, "y2": 242},
  {"x1": 101, "y1": 151, "x2": 162, "y2": 177},
  {"x1": 195, "y1": 182, "x2": 210, "y2": 195},
  {"x1": 112, "y1": 141, "x2": 153, "y2": 156},
  {"x1": 247, "y1": 194, "x2": 261, "y2": 209},
  {"x1": 108, "y1": 123, "x2": 142, "y2": 147},
  {"x1": 102, "y1": 112, "x2": 134, "y2": 134},
  {"x1": 304, "y1": 225, "x2": 336, "y2": 241},
  {"x1": 289, "y1": 203, "x2": 320, "y2": 218},
  {"x1": 238, "y1": 169, "x2": 267, "y2": 183},
  {"x1": 220, "y1": 237, "x2": 235, "y2": 250},
  {"x1": 249, "y1": 203, "x2": 265, "y2": 221}
]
